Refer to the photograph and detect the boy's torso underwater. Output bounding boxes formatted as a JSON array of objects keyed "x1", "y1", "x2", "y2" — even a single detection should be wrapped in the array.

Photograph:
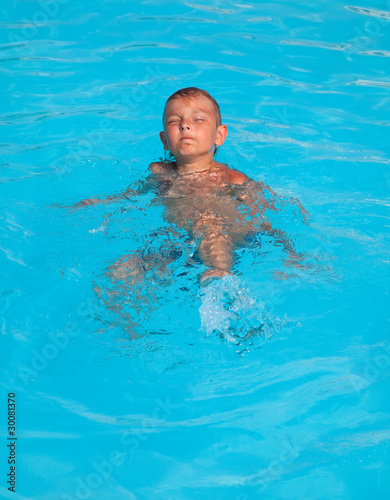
[{"x1": 150, "y1": 161, "x2": 257, "y2": 245}]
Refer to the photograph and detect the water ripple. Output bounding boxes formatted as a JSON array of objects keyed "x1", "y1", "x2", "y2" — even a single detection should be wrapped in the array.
[
  {"x1": 0, "y1": 246, "x2": 28, "y2": 267},
  {"x1": 116, "y1": 13, "x2": 217, "y2": 24},
  {"x1": 99, "y1": 42, "x2": 178, "y2": 53},
  {"x1": 246, "y1": 17, "x2": 273, "y2": 23},
  {"x1": 322, "y1": 429, "x2": 390, "y2": 453},
  {"x1": 345, "y1": 5, "x2": 390, "y2": 20},
  {"x1": 280, "y1": 39, "x2": 350, "y2": 52},
  {"x1": 124, "y1": 57, "x2": 319, "y2": 89},
  {"x1": 185, "y1": 2, "x2": 234, "y2": 14},
  {"x1": 360, "y1": 50, "x2": 390, "y2": 57},
  {"x1": 0, "y1": 12, "x2": 98, "y2": 29},
  {"x1": 1, "y1": 107, "x2": 117, "y2": 125},
  {"x1": 0, "y1": 40, "x2": 76, "y2": 51},
  {"x1": 347, "y1": 79, "x2": 390, "y2": 89},
  {"x1": 190, "y1": 356, "x2": 349, "y2": 401}
]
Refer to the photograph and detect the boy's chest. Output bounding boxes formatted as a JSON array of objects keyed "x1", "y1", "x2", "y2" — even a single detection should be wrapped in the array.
[{"x1": 159, "y1": 170, "x2": 230, "y2": 198}]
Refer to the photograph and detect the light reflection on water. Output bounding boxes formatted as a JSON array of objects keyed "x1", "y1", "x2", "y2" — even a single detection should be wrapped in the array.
[{"x1": 1, "y1": 0, "x2": 390, "y2": 498}]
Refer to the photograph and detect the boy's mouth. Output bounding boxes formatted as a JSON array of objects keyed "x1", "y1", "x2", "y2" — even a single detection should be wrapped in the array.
[{"x1": 180, "y1": 136, "x2": 194, "y2": 141}]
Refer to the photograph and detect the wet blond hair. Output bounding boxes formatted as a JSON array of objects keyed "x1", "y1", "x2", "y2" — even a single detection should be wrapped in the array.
[{"x1": 163, "y1": 87, "x2": 222, "y2": 126}]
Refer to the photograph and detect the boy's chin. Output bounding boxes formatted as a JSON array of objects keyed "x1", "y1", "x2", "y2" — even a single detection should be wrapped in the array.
[{"x1": 174, "y1": 150, "x2": 213, "y2": 162}]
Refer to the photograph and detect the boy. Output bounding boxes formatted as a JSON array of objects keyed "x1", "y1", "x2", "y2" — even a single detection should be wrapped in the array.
[
  {"x1": 76, "y1": 87, "x2": 303, "y2": 284},
  {"x1": 150, "y1": 86, "x2": 254, "y2": 283}
]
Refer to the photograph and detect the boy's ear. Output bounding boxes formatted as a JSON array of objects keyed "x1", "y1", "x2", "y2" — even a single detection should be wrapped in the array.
[
  {"x1": 215, "y1": 124, "x2": 228, "y2": 146},
  {"x1": 159, "y1": 131, "x2": 168, "y2": 150}
]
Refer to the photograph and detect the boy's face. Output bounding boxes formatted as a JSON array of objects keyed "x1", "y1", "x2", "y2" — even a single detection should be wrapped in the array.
[{"x1": 160, "y1": 95, "x2": 227, "y2": 162}]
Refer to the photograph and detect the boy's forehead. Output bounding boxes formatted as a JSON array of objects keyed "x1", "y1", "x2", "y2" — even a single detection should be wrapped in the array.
[{"x1": 165, "y1": 95, "x2": 215, "y2": 115}]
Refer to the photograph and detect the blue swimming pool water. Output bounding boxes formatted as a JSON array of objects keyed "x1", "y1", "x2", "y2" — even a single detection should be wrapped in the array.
[{"x1": 1, "y1": 1, "x2": 390, "y2": 499}]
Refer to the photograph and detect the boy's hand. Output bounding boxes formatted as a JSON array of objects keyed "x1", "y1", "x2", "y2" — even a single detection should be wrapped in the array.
[
  {"x1": 74, "y1": 198, "x2": 100, "y2": 207},
  {"x1": 200, "y1": 268, "x2": 233, "y2": 285}
]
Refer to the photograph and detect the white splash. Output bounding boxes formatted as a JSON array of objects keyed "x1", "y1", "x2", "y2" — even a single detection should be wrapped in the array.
[{"x1": 199, "y1": 274, "x2": 276, "y2": 344}]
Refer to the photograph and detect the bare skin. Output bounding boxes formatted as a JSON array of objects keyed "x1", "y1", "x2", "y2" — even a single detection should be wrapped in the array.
[
  {"x1": 155, "y1": 94, "x2": 254, "y2": 282},
  {"x1": 71, "y1": 94, "x2": 307, "y2": 285},
  {"x1": 148, "y1": 159, "x2": 252, "y2": 282}
]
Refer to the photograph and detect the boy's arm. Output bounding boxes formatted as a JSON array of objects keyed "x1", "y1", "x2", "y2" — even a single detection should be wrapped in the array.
[
  {"x1": 72, "y1": 183, "x2": 146, "y2": 208},
  {"x1": 233, "y1": 176, "x2": 309, "y2": 224},
  {"x1": 232, "y1": 177, "x2": 278, "y2": 218},
  {"x1": 72, "y1": 186, "x2": 136, "y2": 208},
  {"x1": 233, "y1": 178, "x2": 305, "y2": 260},
  {"x1": 70, "y1": 163, "x2": 164, "y2": 209}
]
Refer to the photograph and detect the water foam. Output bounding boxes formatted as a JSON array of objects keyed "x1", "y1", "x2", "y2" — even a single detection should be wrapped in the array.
[{"x1": 199, "y1": 274, "x2": 279, "y2": 345}]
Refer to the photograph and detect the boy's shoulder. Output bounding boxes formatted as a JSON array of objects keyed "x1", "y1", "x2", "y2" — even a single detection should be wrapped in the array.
[
  {"x1": 149, "y1": 161, "x2": 176, "y2": 175},
  {"x1": 217, "y1": 163, "x2": 249, "y2": 185},
  {"x1": 149, "y1": 161, "x2": 249, "y2": 185}
]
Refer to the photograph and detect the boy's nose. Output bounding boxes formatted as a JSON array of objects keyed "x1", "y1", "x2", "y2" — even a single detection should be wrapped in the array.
[{"x1": 179, "y1": 122, "x2": 190, "y2": 130}]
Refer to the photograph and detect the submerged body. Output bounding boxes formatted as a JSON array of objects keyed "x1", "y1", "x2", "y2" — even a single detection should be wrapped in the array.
[
  {"x1": 148, "y1": 159, "x2": 265, "y2": 281},
  {"x1": 73, "y1": 87, "x2": 304, "y2": 284}
]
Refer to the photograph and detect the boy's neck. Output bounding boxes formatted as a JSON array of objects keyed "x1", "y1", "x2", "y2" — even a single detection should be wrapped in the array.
[{"x1": 175, "y1": 157, "x2": 216, "y2": 176}]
